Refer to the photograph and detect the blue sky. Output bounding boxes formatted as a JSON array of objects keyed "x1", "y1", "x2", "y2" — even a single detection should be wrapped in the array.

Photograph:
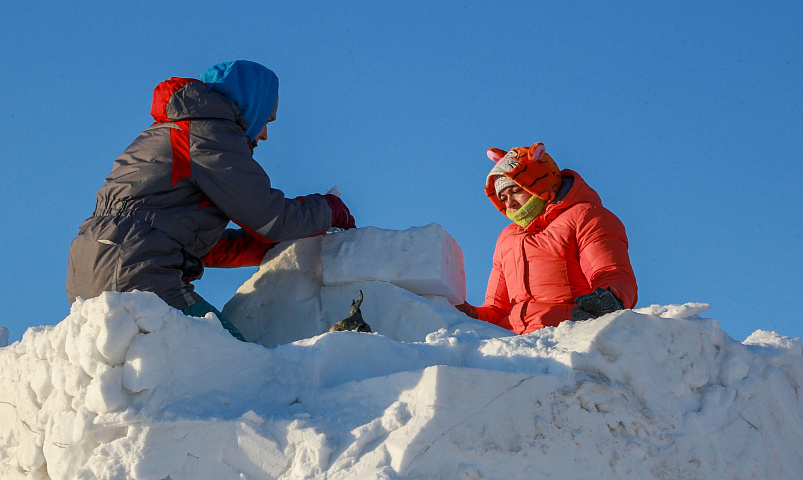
[{"x1": 1, "y1": 2, "x2": 801, "y2": 343}]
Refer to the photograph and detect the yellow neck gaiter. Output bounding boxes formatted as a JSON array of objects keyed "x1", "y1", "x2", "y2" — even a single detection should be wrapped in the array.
[{"x1": 506, "y1": 195, "x2": 547, "y2": 227}]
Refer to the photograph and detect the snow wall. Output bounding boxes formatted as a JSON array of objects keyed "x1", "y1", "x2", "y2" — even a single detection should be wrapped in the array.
[
  {"x1": 223, "y1": 224, "x2": 508, "y2": 348},
  {"x1": 1, "y1": 224, "x2": 802, "y2": 480}
]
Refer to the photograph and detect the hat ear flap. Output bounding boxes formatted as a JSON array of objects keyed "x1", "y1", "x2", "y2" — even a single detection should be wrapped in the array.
[
  {"x1": 487, "y1": 148, "x2": 507, "y2": 162},
  {"x1": 527, "y1": 143, "x2": 546, "y2": 160}
]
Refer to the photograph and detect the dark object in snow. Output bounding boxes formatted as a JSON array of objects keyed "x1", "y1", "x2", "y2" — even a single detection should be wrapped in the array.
[
  {"x1": 571, "y1": 288, "x2": 624, "y2": 322},
  {"x1": 329, "y1": 290, "x2": 372, "y2": 333}
]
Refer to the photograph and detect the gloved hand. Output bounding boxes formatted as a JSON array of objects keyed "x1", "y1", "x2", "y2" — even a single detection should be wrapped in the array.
[
  {"x1": 321, "y1": 194, "x2": 356, "y2": 230},
  {"x1": 455, "y1": 301, "x2": 479, "y2": 319},
  {"x1": 571, "y1": 288, "x2": 623, "y2": 322}
]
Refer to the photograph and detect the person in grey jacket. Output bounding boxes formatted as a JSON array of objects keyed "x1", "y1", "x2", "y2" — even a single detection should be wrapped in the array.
[{"x1": 66, "y1": 60, "x2": 355, "y2": 341}]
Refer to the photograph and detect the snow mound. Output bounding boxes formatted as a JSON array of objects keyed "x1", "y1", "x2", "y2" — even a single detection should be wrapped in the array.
[
  {"x1": 2, "y1": 292, "x2": 802, "y2": 479},
  {"x1": 2, "y1": 225, "x2": 802, "y2": 479}
]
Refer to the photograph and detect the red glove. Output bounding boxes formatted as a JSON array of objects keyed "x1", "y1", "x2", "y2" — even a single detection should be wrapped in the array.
[{"x1": 321, "y1": 194, "x2": 356, "y2": 229}]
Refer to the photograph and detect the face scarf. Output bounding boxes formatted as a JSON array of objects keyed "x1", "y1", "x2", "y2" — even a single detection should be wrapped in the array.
[{"x1": 506, "y1": 195, "x2": 547, "y2": 227}]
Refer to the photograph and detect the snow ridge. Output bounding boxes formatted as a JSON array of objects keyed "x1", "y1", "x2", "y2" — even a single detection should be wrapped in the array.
[{"x1": 1, "y1": 292, "x2": 801, "y2": 479}]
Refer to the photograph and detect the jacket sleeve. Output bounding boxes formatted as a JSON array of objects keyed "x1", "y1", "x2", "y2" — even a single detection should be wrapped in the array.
[
  {"x1": 200, "y1": 228, "x2": 279, "y2": 267},
  {"x1": 575, "y1": 205, "x2": 638, "y2": 308},
  {"x1": 475, "y1": 236, "x2": 514, "y2": 326},
  {"x1": 190, "y1": 120, "x2": 332, "y2": 243}
]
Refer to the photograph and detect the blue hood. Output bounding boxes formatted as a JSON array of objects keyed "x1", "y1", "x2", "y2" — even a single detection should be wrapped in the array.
[{"x1": 200, "y1": 60, "x2": 279, "y2": 141}]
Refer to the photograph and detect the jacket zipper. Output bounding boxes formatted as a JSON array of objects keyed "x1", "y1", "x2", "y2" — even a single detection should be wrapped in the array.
[
  {"x1": 520, "y1": 232, "x2": 532, "y2": 296},
  {"x1": 520, "y1": 232, "x2": 531, "y2": 324}
]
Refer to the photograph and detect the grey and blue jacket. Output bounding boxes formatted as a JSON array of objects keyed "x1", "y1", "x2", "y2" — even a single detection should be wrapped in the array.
[{"x1": 66, "y1": 61, "x2": 332, "y2": 309}]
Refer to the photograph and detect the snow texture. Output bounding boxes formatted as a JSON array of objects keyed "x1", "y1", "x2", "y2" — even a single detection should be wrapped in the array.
[
  {"x1": 321, "y1": 224, "x2": 467, "y2": 304},
  {"x1": 1, "y1": 225, "x2": 802, "y2": 480}
]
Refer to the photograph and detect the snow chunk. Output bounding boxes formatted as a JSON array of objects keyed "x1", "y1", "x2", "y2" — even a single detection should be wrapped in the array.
[
  {"x1": 81, "y1": 294, "x2": 141, "y2": 366},
  {"x1": 633, "y1": 302, "x2": 711, "y2": 319},
  {"x1": 224, "y1": 236, "x2": 325, "y2": 348},
  {"x1": 321, "y1": 224, "x2": 467, "y2": 304},
  {"x1": 744, "y1": 330, "x2": 802, "y2": 354}
]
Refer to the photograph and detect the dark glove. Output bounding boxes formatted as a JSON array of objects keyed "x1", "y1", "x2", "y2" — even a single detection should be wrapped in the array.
[
  {"x1": 571, "y1": 288, "x2": 623, "y2": 322},
  {"x1": 321, "y1": 194, "x2": 356, "y2": 230},
  {"x1": 455, "y1": 301, "x2": 479, "y2": 319}
]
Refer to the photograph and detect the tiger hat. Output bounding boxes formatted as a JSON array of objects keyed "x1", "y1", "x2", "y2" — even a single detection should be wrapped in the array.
[{"x1": 484, "y1": 142, "x2": 562, "y2": 215}]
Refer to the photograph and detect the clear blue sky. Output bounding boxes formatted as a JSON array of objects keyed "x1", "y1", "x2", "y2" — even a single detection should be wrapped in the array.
[{"x1": 1, "y1": 2, "x2": 801, "y2": 344}]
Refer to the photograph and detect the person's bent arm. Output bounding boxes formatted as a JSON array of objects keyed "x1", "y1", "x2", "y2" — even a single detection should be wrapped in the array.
[
  {"x1": 200, "y1": 228, "x2": 279, "y2": 267},
  {"x1": 575, "y1": 205, "x2": 638, "y2": 309},
  {"x1": 191, "y1": 120, "x2": 333, "y2": 243}
]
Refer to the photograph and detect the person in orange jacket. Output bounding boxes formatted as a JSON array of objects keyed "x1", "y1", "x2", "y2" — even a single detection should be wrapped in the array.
[{"x1": 456, "y1": 143, "x2": 637, "y2": 334}]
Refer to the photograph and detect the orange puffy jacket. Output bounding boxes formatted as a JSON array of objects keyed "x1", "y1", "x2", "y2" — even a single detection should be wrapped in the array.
[{"x1": 475, "y1": 170, "x2": 637, "y2": 334}]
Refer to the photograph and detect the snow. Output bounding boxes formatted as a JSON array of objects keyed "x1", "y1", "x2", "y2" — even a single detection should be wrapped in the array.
[
  {"x1": 224, "y1": 225, "x2": 501, "y2": 348},
  {"x1": 1, "y1": 225, "x2": 802, "y2": 479},
  {"x1": 320, "y1": 224, "x2": 467, "y2": 304}
]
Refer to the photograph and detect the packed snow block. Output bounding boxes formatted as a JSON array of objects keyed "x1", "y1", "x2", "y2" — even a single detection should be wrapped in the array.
[
  {"x1": 0, "y1": 326, "x2": 7, "y2": 347},
  {"x1": 224, "y1": 236, "x2": 326, "y2": 348},
  {"x1": 321, "y1": 224, "x2": 467, "y2": 304}
]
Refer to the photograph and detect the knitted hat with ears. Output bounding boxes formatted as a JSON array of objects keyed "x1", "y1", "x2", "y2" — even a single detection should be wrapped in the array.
[{"x1": 484, "y1": 143, "x2": 562, "y2": 215}]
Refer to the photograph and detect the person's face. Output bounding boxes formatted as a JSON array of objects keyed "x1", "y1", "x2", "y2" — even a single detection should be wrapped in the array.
[
  {"x1": 254, "y1": 122, "x2": 270, "y2": 143},
  {"x1": 253, "y1": 98, "x2": 279, "y2": 145},
  {"x1": 497, "y1": 185, "x2": 532, "y2": 213}
]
